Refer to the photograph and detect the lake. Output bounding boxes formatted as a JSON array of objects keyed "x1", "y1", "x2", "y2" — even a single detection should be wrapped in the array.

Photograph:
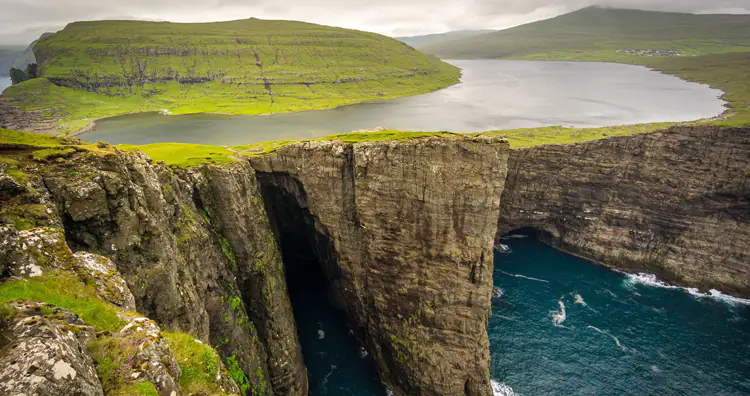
[{"x1": 82, "y1": 60, "x2": 726, "y2": 145}]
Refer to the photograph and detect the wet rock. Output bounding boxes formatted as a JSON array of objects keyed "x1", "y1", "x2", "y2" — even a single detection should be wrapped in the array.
[{"x1": 0, "y1": 301, "x2": 103, "y2": 396}]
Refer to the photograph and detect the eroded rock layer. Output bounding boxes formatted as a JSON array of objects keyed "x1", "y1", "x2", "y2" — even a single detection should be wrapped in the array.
[
  {"x1": 498, "y1": 125, "x2": 750, "y2": 296},
  {"x1": 251, "y1": 136, "x2": 510, "y2": 396}
]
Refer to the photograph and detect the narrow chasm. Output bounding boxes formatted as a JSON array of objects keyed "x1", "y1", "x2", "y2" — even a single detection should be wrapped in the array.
[{"x1": 257, "y1": 175, "x2": 386, "y2": 396}]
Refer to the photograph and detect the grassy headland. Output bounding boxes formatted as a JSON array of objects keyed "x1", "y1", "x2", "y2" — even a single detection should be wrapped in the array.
[
  {"x1": 420, "y1": 6, "x2": 750, "y2": 132},
  {"x1": 0, "y1": 18, "x2": 459, "y2": 134}
]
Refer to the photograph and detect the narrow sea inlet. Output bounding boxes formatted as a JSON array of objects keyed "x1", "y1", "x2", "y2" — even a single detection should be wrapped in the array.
[{"x1": 286, "y1": 233, "x2": 750, "y2": 395}]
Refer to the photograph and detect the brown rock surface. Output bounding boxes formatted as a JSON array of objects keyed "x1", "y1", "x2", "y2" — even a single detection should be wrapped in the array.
[
  {"x1": 251, "y1": 136, "x2": 509, "y2": 396},
  {"x1": 498, "y1": 125, "x2": 750, "y2": 296}
]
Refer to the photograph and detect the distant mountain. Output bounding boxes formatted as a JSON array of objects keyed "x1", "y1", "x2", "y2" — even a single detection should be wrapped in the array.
[
  {"x1": 396, "y1": 30, "x2": 495, "y2": 48},
  {"x1": 0, "y1": 46, "x2": 26, "y2": 77},
  {"x1": 421, "y1": 6, "x2": 750, "y2": 59},
  {"x1": 0, "y1": 33, "x2": 54, "y2": 77}
]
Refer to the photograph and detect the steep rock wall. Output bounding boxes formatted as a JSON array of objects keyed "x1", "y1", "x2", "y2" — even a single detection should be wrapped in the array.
[
  {"x1": 251, "y1": 136, "x2": 509, "y2": 396},
  {"x1": 498, "y1": 126, "x2": 750, "y2": 296},
  {"x1": 1, "y1": 147, "x2": 307, "y2": 396}
]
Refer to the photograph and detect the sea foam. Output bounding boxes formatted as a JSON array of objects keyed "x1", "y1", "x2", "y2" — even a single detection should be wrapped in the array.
[
  {"x1": 586, "y1": 325, "x2": 626, "y2": 351},
  {"x1": 491, "y1": 379, "x2": 518, "y2": 396},
  {"x1": 551, "y1": 300, "x2": 566, "y2": 327},
  {"x1": 499, "y1": 270, "x2": 549, "y2": 283},
  {"x1": 624, "y1": 273, "x2": 750, "y2": 305}
]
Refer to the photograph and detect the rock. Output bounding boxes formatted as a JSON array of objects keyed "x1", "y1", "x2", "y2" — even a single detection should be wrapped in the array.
[
  {"x1": 0, "y1": 301, "x2": 103, "y2": 396},
  {"x1": 0, "y1": 173, "x2": 26, "y2": 199},
  {"x1": 73, "y1": 252, "x2": 137, "y2": 311},
  {"x1": 251, "y1": 136, "x2": 509, "y2": 396},
  {"x1": 0, "y1": 224, "x2": 20, "y2": 276},
  {"x1": 499, "y1": 125, "x2": 750, "y2": 296},
  {"x1": 115, "y1": 316, "x2": 182, "y2": 396}
]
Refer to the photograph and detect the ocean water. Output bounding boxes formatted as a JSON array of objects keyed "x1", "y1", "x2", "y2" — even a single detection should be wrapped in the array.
[
  {"x1": 285, "y1": 235, "x2": 750, "y2": 396},
  {"x1": 490, "y1": 236, "x2": 750, "y2": 395},
  {"x1": 285, "y1": 256, "x2": 387, "y2": 396}
]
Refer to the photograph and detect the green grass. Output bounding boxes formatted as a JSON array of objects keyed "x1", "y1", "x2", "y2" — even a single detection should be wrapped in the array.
[
  {"x1": 164, "y1": 332, "x2": 232, "y2": 395},
  {"x1": 477, "y1": 123, "x2": 671, "y2": 148},
  {"x1": 0, "y1": 127, "x2": 62, "y2": 148},
  {"x1": 422, "y1": 7, "x2": 750, "y2": 59},
  {"x1": 319, "y1": 130, "x2": 460, "y2": 142},
  {"x1": 0, "y1": 271, "x2": 125, "y2": 332},
  {"x1": 118, "y1": 143, "x2": 238, "y2": 168},
  {"x1": 3, "y1": 18, "x2": 460, "y2": 134}
]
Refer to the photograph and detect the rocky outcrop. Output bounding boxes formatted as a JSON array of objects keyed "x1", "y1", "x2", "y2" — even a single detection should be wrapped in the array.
[
  {"x1": 0, "y1": 301, "x2": 103, "y2": 396},
  {"x1": 0, "y1": 147, "x2": 306, "y2": 395},
  {"x1": 251, "y1": 136, "x2": 509, "y2": 396},
  {"x1": 498, "y1": 125, "x2": 750, "y2": 296}
]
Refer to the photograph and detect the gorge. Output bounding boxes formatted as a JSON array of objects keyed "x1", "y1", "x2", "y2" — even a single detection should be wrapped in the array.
[{"x1": 0, "y1": 122, "x2": 748, "y2": 395}]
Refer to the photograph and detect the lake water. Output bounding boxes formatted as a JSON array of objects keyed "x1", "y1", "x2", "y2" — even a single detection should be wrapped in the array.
[
  {"x1": 288, "y1": 234, "x2": 750, "y2": 396},
  {"x1": 0, "y1": 77, "x2": 11, "y2": 93},
  {"x1": 82, "y1": 60, "x2": 726, "y2": 145}
]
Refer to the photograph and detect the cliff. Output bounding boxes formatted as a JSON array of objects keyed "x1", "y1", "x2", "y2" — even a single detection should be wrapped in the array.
[
  {"x1": 498, "y1": 125, "x2": 750, "y2": 296},
  {"x1": 251, "y1": 136, "x2": 509, "y2": 395},
  {"x1": 0, "y1": 134, "x2": 509, "y2": 396},
  {"x1": 0, "y1": 144, "x2": 307, "y2": 395}
]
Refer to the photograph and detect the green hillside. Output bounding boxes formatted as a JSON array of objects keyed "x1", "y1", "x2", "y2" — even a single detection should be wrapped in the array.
[
  {"x1": 421, "y1": 7, "x2": 750, "y2": 126},
  {"x1": 2, "y1": 18, "x2": 459, "y2": 134},
  {"x1": 423, "y1": 7, "x2": 750, "y2": 59},
  {"x1": 396, "y1": 30, "x2": 495, "y2": 48}
]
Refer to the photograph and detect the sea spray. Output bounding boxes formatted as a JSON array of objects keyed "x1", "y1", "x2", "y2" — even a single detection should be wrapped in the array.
[
  {"x1": 491, "y1": 379, "x2": 518, "y2": 396},
  {"x1": 624, "y1": 273, "x2": 750, "y2": 306},
  {"x1": 499, "y1": 270, "x2": 550, "y2": 283},
  {"x1": 551, "y1": 299, "x2": 567, "y2": 327},
  {"x1": 587, "y1": 326, "x2": 626, "y2": 350}
]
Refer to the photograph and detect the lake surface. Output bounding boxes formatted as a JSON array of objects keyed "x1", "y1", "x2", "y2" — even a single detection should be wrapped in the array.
[
  {"x1": 288, "y1": 234, "x2": 750, "y2": 396},
  {"x1": 0, "y1": 77, "x2": 11, "y2": 93},
  {"x1": 83, "y1": 60, "x2": 726, "y2": 145}
]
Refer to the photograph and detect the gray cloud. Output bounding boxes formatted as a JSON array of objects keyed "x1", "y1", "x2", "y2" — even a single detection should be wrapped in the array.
[{"x1": 0, "y1": 0, "x2": 748, "y2": 45}]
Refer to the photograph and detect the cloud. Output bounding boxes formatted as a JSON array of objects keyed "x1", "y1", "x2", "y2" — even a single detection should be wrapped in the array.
[{"x1": 0, "y1": 0, "x2": 747, "y2": 44}]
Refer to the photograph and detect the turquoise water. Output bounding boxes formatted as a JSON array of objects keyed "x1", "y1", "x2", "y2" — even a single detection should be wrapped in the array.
[
  {"x1": 490, "y1": 236, "x2": 750, "y2": 395},
  {"x1": 286, "y1": 235, "x2": 750, "y2": 395},
  {"x1": 286, "y1": 256, "x2": 387, "y2": 396}
]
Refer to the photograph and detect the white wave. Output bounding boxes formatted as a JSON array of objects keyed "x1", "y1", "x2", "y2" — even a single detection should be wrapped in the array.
[
  {"x1": 551, "y1": 300, "x2": 566, "y2": 327},
  {"x1": 502, "y1": 234, "x2": 528, "y2": 239},
  {"x1": 493, "y1": 287, "x2": 504, "y2": 298},
  {"x1": 360, "y1": 346, "x2": 369, "y2": 358},
  {"x1": 318, "y1": 329, "x2": 325, "y2": 340},
  {"x1": 650, "y1": 365, "x2": 661, "y2": 373},
  {"x1": 495, "y1": 315, "x2": 519, "y2": 322},
  {"x1": 320, "y1": 365, "x2": 337, "y2": 393},
  {"x1": 573, "y1": 293, "x2": 586, "y2": 306},
  {"x1": 491, "y1": 379, "x2": 518, "y2": 396},
  {"x1": 495, "y1": 244, "x2": 512, "y2": 253},
  {"x1": 385, "y1": 389, "x2": 395, "y2": 396},
  {"x1": 499, "y1": 270, "x2": 549, "y2": 283},
  {"x1": 624, "y1": 273, "x2": 750, "y2": 306},
  {"x1": 586, "y1": 326, "x2": 626, "y2": 351}
]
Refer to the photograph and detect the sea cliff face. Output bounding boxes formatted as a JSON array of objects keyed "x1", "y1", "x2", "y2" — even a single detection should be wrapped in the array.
[
  {"x1": 250, "y1": 137, "x2": 509, "y2": 396},
  {"x1": 0, "y1": 135, "x2": 509, "y2": 396},
  {"x1": 498, "y1": 125, "x2": 750, "y2": 297}
]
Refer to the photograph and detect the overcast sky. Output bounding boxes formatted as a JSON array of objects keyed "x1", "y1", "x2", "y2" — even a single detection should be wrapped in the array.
[{"x1": 1, "y1": 0, "x2": 749, "y2": 45}]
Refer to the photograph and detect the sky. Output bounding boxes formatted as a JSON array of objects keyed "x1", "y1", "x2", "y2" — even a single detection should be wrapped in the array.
[{"x1": 1, "y1": 0, "x2": 749, "y2": 45}]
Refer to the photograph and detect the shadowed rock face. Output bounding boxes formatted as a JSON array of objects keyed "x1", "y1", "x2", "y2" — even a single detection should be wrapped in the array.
[
  {"x1": 251, "y1": 137, "x2": 510, "y2": 396},
  {"x1": 498, "y1": 125, "x2": 750, "y2": 297}
]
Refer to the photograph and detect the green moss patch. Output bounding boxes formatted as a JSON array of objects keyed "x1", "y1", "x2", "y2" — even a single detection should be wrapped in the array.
[
  {"x1": 0, "y1": 128, "x2": 62, "y2": 149},
  {"x1": 0, "y1": 271, "x2": 124, "y2": 332},
  {"x1": 32, "y1": 147, "x2": 77, "y2": 161},
  {"x1": 163, "y1": 332, "x2": 233, "y2": 395},
  {"x1": 119, "y1": 143, "x2": 237, "y2": 168}
]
